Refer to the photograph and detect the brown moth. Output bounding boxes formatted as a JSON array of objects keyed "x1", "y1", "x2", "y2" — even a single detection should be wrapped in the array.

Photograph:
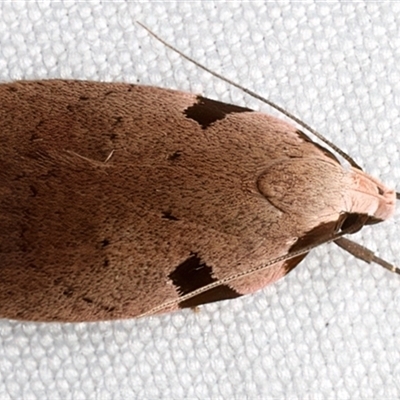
[
  {"x1": 0, "y1": 26, "x2": 398, "y2": 322},
  {"x1": 0, "y1": 78, "x2": 397, "y2": 322}
]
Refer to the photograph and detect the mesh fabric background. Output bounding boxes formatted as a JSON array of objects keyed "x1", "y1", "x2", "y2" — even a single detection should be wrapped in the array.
[{"x1": 0, "y1": 1, "x2": 399, "y2": 399}]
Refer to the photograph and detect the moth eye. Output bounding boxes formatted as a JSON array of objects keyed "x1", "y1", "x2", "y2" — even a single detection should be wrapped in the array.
[{"x1": 377, "y1": 186, "x2": 384, "y2": 195}]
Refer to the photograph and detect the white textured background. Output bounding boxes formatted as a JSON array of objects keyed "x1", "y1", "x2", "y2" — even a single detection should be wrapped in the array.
[{"x1": 0, "y1": 1, "x2": 400, "y2": 399}]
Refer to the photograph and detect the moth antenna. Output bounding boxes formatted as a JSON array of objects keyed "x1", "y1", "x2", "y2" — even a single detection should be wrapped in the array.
[
  {"x1": 137, "y1": 22, "x2": 362, "y2": 170},
  {"x1": 334, "y1": 237, "x2": 400, "y2": 274}
]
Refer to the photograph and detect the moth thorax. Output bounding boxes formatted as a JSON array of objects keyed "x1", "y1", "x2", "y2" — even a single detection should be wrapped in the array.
[
  {"x1": 257, "y1": 158, "x2": 343, "y2": 217},
  {"x1": 256, "y1": 158, "x2": 396, "y2": 222}
]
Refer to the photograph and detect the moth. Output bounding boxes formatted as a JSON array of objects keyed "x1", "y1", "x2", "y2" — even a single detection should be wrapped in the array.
[{"x1": 0, "y1": 28, "x2": 398, "y2": 322}]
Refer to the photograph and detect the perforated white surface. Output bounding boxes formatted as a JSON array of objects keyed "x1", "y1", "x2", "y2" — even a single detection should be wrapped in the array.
[{"x1": 0, "y1": 1, "x2": 399, "y2": 399}]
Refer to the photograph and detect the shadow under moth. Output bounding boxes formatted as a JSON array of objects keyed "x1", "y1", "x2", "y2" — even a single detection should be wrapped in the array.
[{"x1": 0, "y1": 27, "x2": 398, "y2": 322}]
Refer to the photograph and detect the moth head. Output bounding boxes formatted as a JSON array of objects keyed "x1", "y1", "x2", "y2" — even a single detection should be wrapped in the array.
[{"x1": 346, "y1": 167, "x2": 396, "y2": 222}]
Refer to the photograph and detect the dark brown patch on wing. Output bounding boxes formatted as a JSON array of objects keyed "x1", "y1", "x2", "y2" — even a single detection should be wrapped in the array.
[
  {"x1": 282, "y1": 253, "x2": 308, "y2": 275},
  {"x1": 292, "y1": 220, "x2": 339, "y2": 253},
  {"x1": 162, "y1": 211, "x2": 179, "y2": 221},
  {"x1": 340, "y1": 213, "x2": 370, "y2": 232},
  {"x1": 101, "y1": 238, "x2": 110, "y2": 247},
  {"x1": 169, "y1": 253, "x2": 241, "y2": 308},
  {"x1": 283, "y1": 220, "x2": 339, "y2": 275},
  {"x1": 364, "y1": 216, "x2": 384, "y2": 226},
  {"x1": 178, "y1": 286, "x2": 241, "y2": 309},
  {"x1": 167, "y1": 151, "x2": 182, "y2": 161},
  {"x1": 184, "y1": 96, "x2": 252, "y2": 129},
  {"x1": 295, "y1": 129, "x2": 340, "y2": 164},
  {"x1": 283, "y1": 212, "x2": 370, "y2": 275}
]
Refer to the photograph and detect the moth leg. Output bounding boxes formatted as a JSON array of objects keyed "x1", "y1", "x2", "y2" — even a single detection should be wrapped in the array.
[{"x1": 334, "y1": 237, "x2": 400, "y2": 274}]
